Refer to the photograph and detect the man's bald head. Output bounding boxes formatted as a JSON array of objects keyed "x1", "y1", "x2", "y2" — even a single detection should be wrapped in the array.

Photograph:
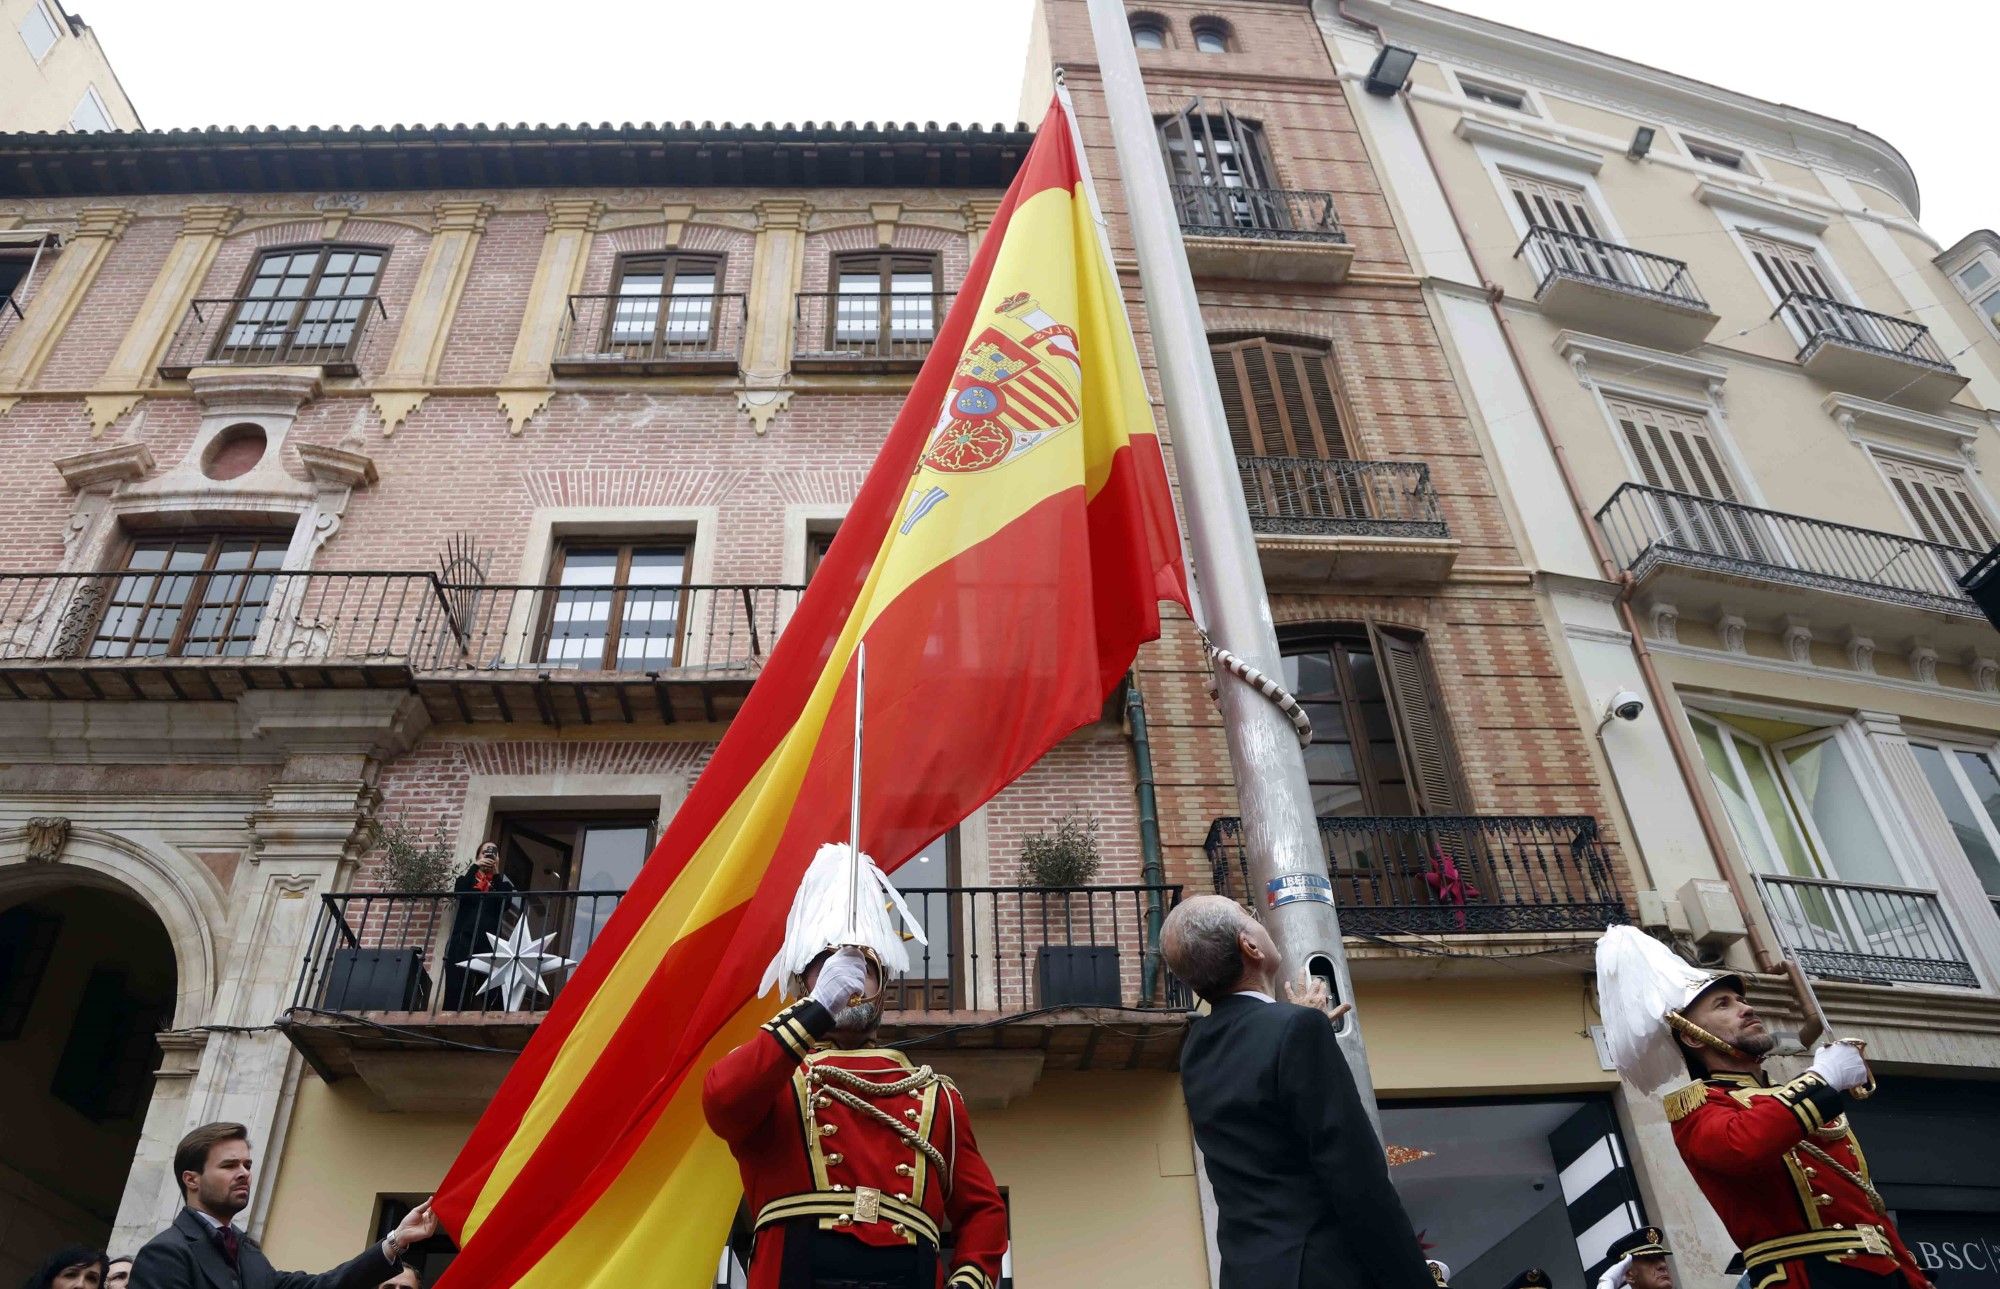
[{"x1": 1162, "y1": 895, "x2": 1278, "y2": 1003}]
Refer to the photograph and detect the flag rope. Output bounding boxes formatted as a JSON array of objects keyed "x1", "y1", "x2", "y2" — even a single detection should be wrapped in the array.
[{"x1": 1198, "y1": 628, "x2": 1313, "y2": 748}]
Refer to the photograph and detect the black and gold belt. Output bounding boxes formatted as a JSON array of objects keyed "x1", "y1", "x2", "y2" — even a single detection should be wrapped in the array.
[
  {"x1": 756, "y1": 1188, "x2": 941, "y2": 1247},
  {"x1": 1742, "y1": 1225, "x2": 1894, "y2": 1284}
]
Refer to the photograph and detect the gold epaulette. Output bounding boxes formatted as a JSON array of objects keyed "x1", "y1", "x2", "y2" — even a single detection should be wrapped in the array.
[{"x1": 1664, "y1": 1081, "x2": 1708, "y2": 1122}]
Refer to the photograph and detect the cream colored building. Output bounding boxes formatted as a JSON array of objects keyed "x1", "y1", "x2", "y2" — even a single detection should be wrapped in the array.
[
  {"x1": 0, "y1": 0, "x2": 138, "y2": 135},
  {"x1": 1321, "y1": 2, "x2": 2000, "y2": 1282}
]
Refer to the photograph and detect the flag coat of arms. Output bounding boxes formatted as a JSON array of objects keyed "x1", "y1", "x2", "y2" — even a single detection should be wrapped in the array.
[{"x1": 430, "y1": 92, "x2": 1188, "y2": 1287}]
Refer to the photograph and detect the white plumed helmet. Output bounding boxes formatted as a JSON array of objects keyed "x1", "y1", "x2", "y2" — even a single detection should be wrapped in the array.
[
  {"x1": 758, "y1": 843, "x2": 929, "y2": 1000},
  {"x1": 1593, "y1": 925, "x2": 1744, "y2": 1094}
]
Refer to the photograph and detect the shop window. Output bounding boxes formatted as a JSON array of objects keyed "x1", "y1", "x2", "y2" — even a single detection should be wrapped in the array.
[
  {"x1": 377, "y1": 1196, "x2": 457, "y2": 1283},
  {"x1": 1385, "y1": 1097, "x2": 1645, "y2": 1285}
]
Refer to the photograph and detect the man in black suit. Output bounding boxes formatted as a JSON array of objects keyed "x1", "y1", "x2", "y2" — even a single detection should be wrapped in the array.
[
  {"x1": 1164, "y1": 895, "x2": 1432, "y2": 1289},
  {"x1": 132, "y1": 1121, "x2": 438, "y2": 1289}
]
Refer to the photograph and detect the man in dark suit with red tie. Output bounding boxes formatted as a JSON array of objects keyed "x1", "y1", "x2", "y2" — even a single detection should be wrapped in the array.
[{"x1": 132, "y1": 1122, "x2": 437, "y2": 1289}]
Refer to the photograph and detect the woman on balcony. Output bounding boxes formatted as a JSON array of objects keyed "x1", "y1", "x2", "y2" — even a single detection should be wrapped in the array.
[{"x1": 442, "y1": 841, "x2": 519, "y2": 1011}]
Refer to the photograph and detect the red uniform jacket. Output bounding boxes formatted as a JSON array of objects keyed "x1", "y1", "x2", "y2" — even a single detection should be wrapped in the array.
[
  {"x1": 702, "y1": 997, "x2": 1008, "y2": 1289},
  {"x1": 1668, "y1": 1070, "x2": 1928, "y2": 1289}
]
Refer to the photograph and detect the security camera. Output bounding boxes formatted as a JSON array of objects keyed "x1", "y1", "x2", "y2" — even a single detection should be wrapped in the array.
[{"x1": 1605, "y1": 690, "x2": 1646, "y2": 723}]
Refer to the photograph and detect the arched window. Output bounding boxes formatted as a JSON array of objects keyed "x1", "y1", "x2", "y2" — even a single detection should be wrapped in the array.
[
  {"x1": 1191, "y1": 19, "x2": 1231, "y2": 53},
  {"x1": 1130, "y1": 15, "x2": 1168, "y2": 49},
  {"x1": 1281, "y1": 624, "x2": 1461, "y2": 819}
]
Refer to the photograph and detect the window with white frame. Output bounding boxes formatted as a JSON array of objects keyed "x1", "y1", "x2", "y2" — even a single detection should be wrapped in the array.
[
  {"x1": 1875, "y1": 454, "x2": 1997, "y2": 553},
  {"x1": 1683, "y1": 135, "x2": 1746, "y2": 171},
  {"x1": 1909, "y1": 741, "x2": 2000, "y2": 916},
  {"x1": 1458, "y1": 75, "x2": 1533, "y2": 114},
  {"x1": 1957, "y1": 256, "x2": 2000, "y2": 340},
  {"x1": 1741, "y1": 232, "x2": 1840, "y2": 302},
  {"x1": 1605, "y1": 394, "x2": 1768, "y2": 562},
  {"x1": 69, "y1": 85, "x2": 113, "y2": 134},
  {"x1": 17, "y1": 1, "x2": 59, "y2": 62},
  {"x1": 1688, "y1": 710, "x2": 1969, "y2": 983}
]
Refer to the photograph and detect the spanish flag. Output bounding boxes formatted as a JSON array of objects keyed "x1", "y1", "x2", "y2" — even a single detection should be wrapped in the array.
[{"x1": 430, "y1": 92, "x2": 1188, "y2": 1287}]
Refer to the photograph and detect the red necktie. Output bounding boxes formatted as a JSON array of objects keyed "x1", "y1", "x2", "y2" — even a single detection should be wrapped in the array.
[{"x1": 214, "y1": 1224, "x2": 240, "y2": 1268}]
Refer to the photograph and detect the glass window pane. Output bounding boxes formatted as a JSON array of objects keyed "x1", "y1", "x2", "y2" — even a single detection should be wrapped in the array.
[
  {"x1": 19, "y1": 3, "x2": 59, "y2": 61},
  {"x1": 899, "y1": 833, "x2": 954, "y2": 975},
  {"x1": 1935, "y1": 748, "x2": 2000, "y2": 898},
  {"x1": 556, "y1": 550, "x2": 619, "y2": 587},
  {"x1": 625, "y1": 549, "x2": 686, "y2": 586},
  {"x1": 1194, "y1": 28, "x2": 1227, "y2": 52},
  {"x1": 1693, "y1": 720, "x2": 1785, "y2": 875},
  {"x1": 570, "y1": 825, "x2": 654, "y2": 962},
  {"x1": 1960, "y1": 262, "x2": 1992, "y2": 291},
  {"x1": 1131, "y1": 23, "x2": 1165, "y2": 49},
  {"x1": 1734, "y1": 733, "x2": 1818, "y2": 878},
  {"x1": 1779, "y1": 737, "x2": 1900, "y2": 886}
]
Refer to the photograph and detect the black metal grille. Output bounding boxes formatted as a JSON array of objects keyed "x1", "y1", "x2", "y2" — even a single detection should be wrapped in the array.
[
  {"x1": 1757, "y1": 875, "x2": 1977, "y2": 988},
  {"x1": 1515, "y1": 225, "x2": 1706, "y2": 309},
  {"x1": 0, "y1": 571, "x2": 802, "y2": 679},
  {"x1": 1204, "y1": 815, "x2": 1625, "y2": 935},
  {"x1": 1170, "y1": 184, "x2": 1346, "y2": 243},
  {"x1": 1596, "y1": 483, "x2": 1982, "y2": 616},
  {"x1": 0, "y1": 294, "x2": 21, "y2": 347},
  {"x1": 290, "y1": 883, "x2": 1186, "y2": 1022},
  {"x1": 1772, "y1": 290, "x2": 1956, "y2": 371},
  {"x1": 794, "y1": 289, "x2": 952, "y2": 367},
  {"x1": 1236, "y1": 456, "x2": 1448, "y2": 538},
  {"x1": 555, "y1": 292, "x2": 746, "y2": 372},
  {"x1": 159, "y1": 294, "x2": 387, "y2": 378}
]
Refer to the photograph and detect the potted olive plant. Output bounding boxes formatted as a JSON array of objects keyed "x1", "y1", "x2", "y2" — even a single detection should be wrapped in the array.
[
  {"x1": 321, "y1": 817, "x2": 451, "y2": 1012},
  {"x1": 1023, "y1": 814, "x2": 1119, "y2": 1007}
]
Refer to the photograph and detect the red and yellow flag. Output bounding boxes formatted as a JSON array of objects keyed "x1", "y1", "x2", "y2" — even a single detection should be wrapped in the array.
[{"x1": 430, "y1": 93, "x2": 1187, "y2": 1287}]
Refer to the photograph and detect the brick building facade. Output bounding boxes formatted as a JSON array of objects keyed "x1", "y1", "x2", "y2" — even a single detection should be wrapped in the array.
[{"x1": 0, "y1": 5, "x2": 1644, "y2": 1286}]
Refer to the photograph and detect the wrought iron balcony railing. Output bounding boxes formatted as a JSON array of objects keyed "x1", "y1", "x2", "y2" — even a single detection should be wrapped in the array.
[
  {"x1": 290, "y1": 883, "x2": 1186, "y2": 1024},
  {"x1": 1514, "y1": 225, "x2": 1706, "y2": 309},
  {"x1": 420, "y1": 581, "x2": 803, "y2": 678},
  {"x1": 1596, "y1": 483, "x2": 1982, "y2": 617},
  {"x1": 159, "y1": 294, "x2": 387, "y2": 378},
  {"x1": 0, "y1": 570, "x2": 449, "y2": 670},
  {"x1": 1772, "y1": 290, "x2": 1956, "y2": 372},
  {"x1": 1205, "y1": 815, "x2": 1624, "y2": 936},
  {"x1": 554, "y1": 292, "x2": 746, "y2": 373},
  {"x1": 794, "y1": 290, "x2": 953, "y2": 367},
  {"x1": 1170, "y1": 184, "x2": 1346, "y2": 244},
  {"x1": 1757, "y1": 874, "x2": 1977, "y2": 988},
  {"x1": 1238, "y1": 456, "x2": 1448, "y2": 539},
  {"x1": 0, "y1": 571, "x2": 804, "y2": 684}
]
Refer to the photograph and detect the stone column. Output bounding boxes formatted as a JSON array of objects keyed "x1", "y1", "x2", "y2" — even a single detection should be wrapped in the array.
[
  {"x1": 87, "y1": 204, "x2": 242, "y2": 432},
  {"x1": 497, "y1": 198, "x2": 602, "y2": 434},
  {"x1": 1857, "y1": 710, "x2": 2000, "y2": 986},
  {"x1": 961, "y1": 198, "x2": 1004, "y2": 254},
  {"x1": 0, "y1": 207, "x2": 134, "y2": 406},
  {"x1": 373, "y1": 200, "x2": 493, "y2": 433},
  {"x1": 109, "y1": 1032, "x2": 209, "y2": 1254},
  {"x1": 111, "y1": 690, "x2": 430, "y2": 1244},
  {"x1": 736, "y1": 198, "x2": 810, "y2": 434}
]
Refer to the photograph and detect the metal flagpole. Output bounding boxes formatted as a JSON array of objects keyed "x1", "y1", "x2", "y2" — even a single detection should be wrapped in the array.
[
  {"x1": 847, "y1": 641, "x2": 866, "y2": 938},
  {"x1": 1079, "y1": 0, "x2": 1382, "y2": 1122}
]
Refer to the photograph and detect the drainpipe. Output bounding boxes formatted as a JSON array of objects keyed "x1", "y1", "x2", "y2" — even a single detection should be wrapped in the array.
[
  {"x1": 1331, "y1": 0, "x2": 1776, "y2": 974},
  {"x1": 1125, "y1": 673, "x2": 1168, "y2": 1004}
]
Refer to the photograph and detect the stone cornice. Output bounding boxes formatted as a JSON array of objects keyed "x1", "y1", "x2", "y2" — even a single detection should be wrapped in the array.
[
  {"x1": 53, "y1": 440, "x2": 153, "y2": 491},
  {"x1": 1335, "y1": 0, "x2": 1923, "y2": 216},
  {"x1": 1694, "y1": 181, "x2": 1829, "y2": 233},
  {"x1": 1452, "y1": 114, "x2": 1603, "y2": 173}
]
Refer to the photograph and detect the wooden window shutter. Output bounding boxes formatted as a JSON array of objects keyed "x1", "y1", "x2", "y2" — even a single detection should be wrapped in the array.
[
  {"x1": 1879, "y1": 456, "x2": 1998, "y2": 551},
  {"x1": 1367, "y1": 624, "x2": 1461, "y2": 816},
  {"x1": 1158, "y1": 100, "x2": 1203, "y2": 186},
  {"x1": 1219, "y1": 105, "x2": 1273, "y2": 188},
  {"x1": 1208, "y1": 337, "x2": 1350, "y2": 461},
  {"x1": 1742, "y1": 233, "x2": 1838, "y2": 300}
]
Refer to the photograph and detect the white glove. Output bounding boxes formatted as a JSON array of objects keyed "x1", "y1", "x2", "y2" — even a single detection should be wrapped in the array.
[
  {"x1": 808, "y1": 949, "x2": 870, "y2": 1014},
  {"x1": 1811, "y1": 1041, "x2": 1869, "y2": 1092},
  {"x1": 1596, "y1": 1254, "x2": 1632, "y2": 1289}
]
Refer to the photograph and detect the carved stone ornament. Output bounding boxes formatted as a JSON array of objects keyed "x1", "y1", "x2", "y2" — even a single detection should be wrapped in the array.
[
  {"x1": 1648, "y1": 603, "x2": 1680, "y2": 644},
  {"x1": 25, "y1": 816, "x2": 71, "y2": 864},
  {"x1": 1908, "y1": 641, "x2": 1939, "y2": 686},
  {"x1": 1968, "y1": 653, "x2": 2000, "y2": 695},
  {"x1": 1845, "y1": 632, "x2": 1876, "y2": 675},
  {"x1": 1715, "y1": 612, "x2": 1747, "y2": 655},
  {"x1": 1781, "y1": 616, "x2": 1814, "y2": 666}
]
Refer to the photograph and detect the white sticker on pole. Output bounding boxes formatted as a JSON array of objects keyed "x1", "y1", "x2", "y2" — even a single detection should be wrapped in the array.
[{"x1": 1265, "y1": 874, "x2": 1333, "y2": 909}]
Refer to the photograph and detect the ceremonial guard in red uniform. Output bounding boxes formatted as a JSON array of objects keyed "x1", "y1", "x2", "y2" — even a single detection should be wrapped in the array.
[
  {"x1": 1596, "y1": 927, "x2": 1930, "y2": 1289},
  {"x1": 703, "y1": 844, "x2": 1009, "y2": 1289}
]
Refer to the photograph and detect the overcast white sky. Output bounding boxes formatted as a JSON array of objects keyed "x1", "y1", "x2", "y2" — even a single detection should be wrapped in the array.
[{"x1": 77, "y1": 0, "x2": 1992, "y2": 247}]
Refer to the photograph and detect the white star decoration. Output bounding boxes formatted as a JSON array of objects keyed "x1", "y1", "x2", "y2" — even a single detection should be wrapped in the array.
[{"x1": 459, "y1": 918, "x2": 576, "y2": 1011}]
